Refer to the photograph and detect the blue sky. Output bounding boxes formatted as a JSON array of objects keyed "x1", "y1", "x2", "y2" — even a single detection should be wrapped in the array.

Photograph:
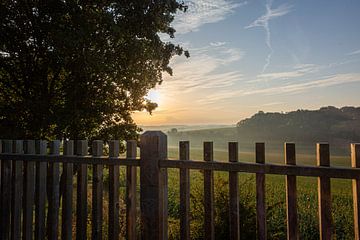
[{"x1": 133, "y1": 0, "x2": 360, "y2": 125}]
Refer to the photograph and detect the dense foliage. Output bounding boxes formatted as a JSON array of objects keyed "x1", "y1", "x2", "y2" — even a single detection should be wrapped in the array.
[
  {"x1": 0, "y1": 1, "x2": 188, "y2": 141},
  {"x1": 236, "y1": 106, "x2": 360, "y2": 143}
]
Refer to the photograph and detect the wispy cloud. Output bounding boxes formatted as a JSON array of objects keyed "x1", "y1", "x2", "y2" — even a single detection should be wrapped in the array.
[
  {"x1": 173, "y1": 1, "x2": 247, "y2": 34},
  {"x1": 161, "y1": 44, "x2": 244, "y2": 93},
  {"x1": 197, "y1": 73, "x2": 360, "y2": 104},
  {"x1": 242, "y1": 73, "x2": 360, "y2": 95},
  {"x1": 261, "y1": 102, "x2": 284, "y2": 106},
  {"x1": 210, "y1": 41, "x2": 227, "y2": 47},
  {"x1": 245, "y1": 0, "x2": 292, "y2": 72},
  {"x1": 347, "y1": 49, "x2": 360, "y2": 56},
  {"x1": 248, "y1": 63, "x2": 319, "y2": 82}
]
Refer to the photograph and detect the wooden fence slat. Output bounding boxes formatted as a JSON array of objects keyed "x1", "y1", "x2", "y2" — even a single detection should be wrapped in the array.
[
  {"x1": 108, "y1": 140, "x2": 120, "y2": 240},
  {"x1": 229, "y1": 142, "x2": 240, "y2": 240},
  {"x1": 92, "y1": 141, "x2": 104, "y2": 240},
  {"x1": 317, "y1": 143, "x2": 332, "y2": 240},
  {"x1": 35, "y1": 140, "x2": 47, "y2": 240},
  {"x1": 62, "y1": 140, "x2": 74, "y2": 240},
  {"x1": 256, "y1": 142, "x2": 266, "y2": 240},
  {"x1": 76, "y1": 140, "x2": 88, "y2": 240},
  {"x1": 47, "y1": 140, "x2": 60, "y2": 240},
  {"x1": 126, "y1": 140, "x2": 137, "y2": 240},
  {"x1": 352, "y1": 143, "x2": 360, "y2": 240},
  {"x1": 285, "y1": 143, "x2": 298, "y2": 240},
  {"x1": 11, "y1": 140, "x2": 23, "y2": 240},
  {"x1": 204, "y1": 142, "x2": 214, "y2": 240},
  {"x1": 1, "y1": 140, "x2": 12, "y2": 240},
  {"x1": 140, "y1": 131, "x2": 168, "y2": 240},
  {"x1": 0, "y1": 140, "x2": 2, "y2": 189},
  {"x1": 23, "y1": 140, "x2": 36, "y2": 240},
  {"x1": 180, "y1": 141, "x2": 190, "y2": 240}
]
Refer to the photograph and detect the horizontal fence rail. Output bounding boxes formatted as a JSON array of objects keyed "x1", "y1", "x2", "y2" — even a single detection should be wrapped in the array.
[{"x1": 0, "y1": 132, "x2": 359, "y2": 240}]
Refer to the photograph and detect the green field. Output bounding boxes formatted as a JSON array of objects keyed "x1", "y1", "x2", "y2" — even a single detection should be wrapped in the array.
[{"x1": 165, "y1": 147, "x2": 355, "y2": 239}]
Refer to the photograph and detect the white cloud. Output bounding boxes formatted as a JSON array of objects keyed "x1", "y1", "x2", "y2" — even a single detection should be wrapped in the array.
[
  {"x1": 261, "y1": 102, "x2": 284, "y2": 106},
  {"x1": 173, "y1": 1, "x2": 247, "y2": 34},
  {"x1": 210, "y1": 41, "x2": 227, "y2": 47},
  {"x1": 347, "y1": 49, "x2": 360, "y2": 56},
  {"x1": 245, "y1": 0, "x2": 292, "y2": 72}
]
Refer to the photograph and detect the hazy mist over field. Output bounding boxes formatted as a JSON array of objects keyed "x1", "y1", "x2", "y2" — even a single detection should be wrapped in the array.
[{"x1": 145, "y1": 106, "x2": 360, "y2": 157}]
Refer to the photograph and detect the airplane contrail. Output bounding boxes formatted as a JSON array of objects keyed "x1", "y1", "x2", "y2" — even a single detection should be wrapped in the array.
[{"x1": 245, "y1": 0, "x2": 292, "y2": 72}]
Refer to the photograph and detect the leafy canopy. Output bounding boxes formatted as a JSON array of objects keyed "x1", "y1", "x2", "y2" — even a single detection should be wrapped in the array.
[{"x1": 0, "y1": 0, "x2": 189, "y2": 141}]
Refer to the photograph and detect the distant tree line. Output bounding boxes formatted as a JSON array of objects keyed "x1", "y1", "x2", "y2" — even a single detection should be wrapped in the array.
[{"x1": 236, "y1": 106, "x2": 360, "y2": 143}]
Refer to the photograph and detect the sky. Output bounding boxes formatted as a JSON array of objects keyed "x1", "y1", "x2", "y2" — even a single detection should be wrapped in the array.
[{"x1": 133, "y1": 0, "x2": 360, "y2": 126}]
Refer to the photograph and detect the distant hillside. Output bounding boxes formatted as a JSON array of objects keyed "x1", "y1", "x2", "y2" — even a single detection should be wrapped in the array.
[
  {"x1": 167, "y1": 106, "x2": 360, "y2": 155},
  {"x1": 236, "y1": 106, "x2": 360, "y2": 143}
]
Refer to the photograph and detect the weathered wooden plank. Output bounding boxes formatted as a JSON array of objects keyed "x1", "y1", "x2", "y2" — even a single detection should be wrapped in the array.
[
  {"x1": 0, "y1": 154, "x2": 139, "y2": 166},
  {"x1": 179, "y1": 141, "x2": 190, "y2": 240},
  {"x1": 108, "y1": 140, "x2": 120, "y2": 240},
  {"x1": 0, "y1": 140, "x2": 12, "y2": 240},
  {"x1": 256, "y1": 142, "x2": 266, "y2": 240},
  {"x1": 76, "y1": 140, "x2": 88, "y2": 240},
  {"x1": 126, "y1": 140, "x2": 137, "y2": 240},
  {"x1": 35, "y1": 140, "x2": 47, "y2": 240},
  {"x1": 229, "y1": 142, "x2": 240, "y2": 240},
  {"x1": 92, "y1": 140, "x2": 104, "y2": 240},
  {"x1": 140, "y1": 131, "x2": 168, "y2": 240},
  {"x1": 62, "y1": 140, "x2": 74, "y2": 240},
  {"x1": 11, "y1": 140, "x2": 23, "y2": 240},
  {"x1": 285, "y1": 143, "x2": 298, "y2": 240},
  {"x1": 159, "y1": 159, "x2": 360, "y2": 179},
  {"x1": 352, "y1": 143, "x2": 360, "y2": 240},
  {"x1": 204, "y1": 142, "x2": 214, "y2": 240},
  {"x1": 23, "y1": 140, "x2": 36, "y2": 240},
  {"x1": 0, "y1": 140, "x2": 1, "y2": 191},
  {"x1": 47, "y1": 140, "x2": 60, "y2": 240},
  {"x1": 317, "y1": 143, "x2": 332, "y2": 240},
  {"x1": 4, "y1": 152, "x2": 360, "y2": 179}
]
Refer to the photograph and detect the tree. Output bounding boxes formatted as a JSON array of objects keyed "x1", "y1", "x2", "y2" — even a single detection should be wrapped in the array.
[
  {"x1": 0, "y1": 1, "x2": 189, "y2": 143},
  {"x1": 168, "y1": 128, "x2": 177, "y2": 134}
]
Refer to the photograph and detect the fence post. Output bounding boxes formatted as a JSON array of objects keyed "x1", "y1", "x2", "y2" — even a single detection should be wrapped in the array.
[
  {"x1": 204, "y1": 141, "x2": 215, "y2": 240},
  {"x1": 92, "y1": 140, "x2": 104, "y2": 240},
  {"x1": 140, "y1": 131, "x2": 168, "y2": 240},
  {"x1": 76, "y1": 140, "x2": 88, "y2": 240},
  {"x1": 62, "y1": 140, "x2": 74, "y2": 240},
  {"x1": 23, "y1": 140, "x2": 36, "y2": 240},
  {"x1": 352, "y1": 143, "x2": 360, "y2": 240},
  {"x1": 126, "y1": 140, "x2": 137, "y2": 240},
  {"x1": 11, "y1": 140, "x2": 23, "y2": 240},
  {"x1": 317, "y1": 143, "x2": 332, "y2": 240},
  {"x1": 47, "y1": 140, "x2": 60, "y2": 240},
  {"x1": 35, "y1": 140, "x2": 47, "y2": 240},
  {"x1": 285, "y1": 143, "x2": 298, "y2": 240},
  {"x1": 108, "y1": 140, "x2": 120, "y2": 240},
  {"x1": 179, "y1": 141, "x2": 190, "y2": 240},
  {"x1": 0, "y1": 140, "x2": 12, "y2": 240},
  {"x1": 256, "y1": 142, "x2": 266, "y2": 240},
  {"x1": 229, "y1": 142, "x2": 240, "y2": 240}
]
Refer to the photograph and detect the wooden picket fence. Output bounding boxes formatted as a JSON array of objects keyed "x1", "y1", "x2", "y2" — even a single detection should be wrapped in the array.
[{"x1": 0, "y1": 131, "x2": 359, "y2": 240}]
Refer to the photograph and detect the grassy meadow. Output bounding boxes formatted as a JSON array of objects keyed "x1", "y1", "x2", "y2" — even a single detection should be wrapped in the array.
[{"x1": 165, "y1": 146, "x2": 354, "y2": 239}]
